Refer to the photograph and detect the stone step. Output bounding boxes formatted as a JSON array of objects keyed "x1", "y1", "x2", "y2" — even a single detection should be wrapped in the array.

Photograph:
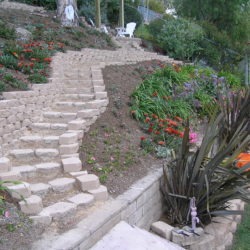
[
  {"x1": 8, "y1": 181, "x2": 31, "y2": 200},
  {"x1": 29, "y1": 123, "x2": 68, "y2": 135},
  {"x1": 83, "y1": 99, "x2": 108, "y2": 109},
  {"x1": 9, "y1": 148, "x2": 60, "y2": 164},
  {"x1": 54, "y1": 101, "x2": 96, "y2": 112},
  {"x1": 63, "y1": 87, "x2": 93, "y2": 94},
  {"x1": 77, "y1": 109, "x2": 100, "y2": 119},
  {"x1": 95, "y1": 92, "x2": 108, "y2": 99},
  {"x1": 43, "y1": 111, "x2": 77, "y2": 123},
  {"x1": 12, "y1": 162, "x2": 62, "y2": 182},
  {"x1": 48, "y1": 177, "x2": 76, "y2": 193},
  {"x1": 63, "y1": 80, "x2": 93, "y2": 86},
  {"x1": 19, "y1": 195, "x2": 43, "y2": 215},
  {"x1": 59, "y1": 93, "x2": 95, "y2": 102},
  {"x1": 0, "y1": 157, "x2": 11, "y2": 173},
  {"x1": 0, "y1": 170, "x2": 21, "y2": 181},
  {"x1": 67, "y1": 192, "x2": 94, "y2": 207},
  {"x1": 20, "y1": 135, "x2": 59, "y2": 148},
  {"x1": 39, "y1": 201, "x2": 77, "y2": 222}
]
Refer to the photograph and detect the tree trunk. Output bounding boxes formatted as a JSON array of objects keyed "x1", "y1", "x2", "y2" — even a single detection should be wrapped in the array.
[
  {"x1": 56, "y1": 0, "x2": 79, "y2": 27},
  {"x1": 95, "y1": 0, "x2": 101, "y2": 28},
  {"x1": 119, "y1": 0, "x2": 124, "y2": 27}
]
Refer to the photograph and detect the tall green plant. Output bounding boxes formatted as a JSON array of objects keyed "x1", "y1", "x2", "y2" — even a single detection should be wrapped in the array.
[{"x1": 161, "y1": 110, "x2": 250, "y2": 225}]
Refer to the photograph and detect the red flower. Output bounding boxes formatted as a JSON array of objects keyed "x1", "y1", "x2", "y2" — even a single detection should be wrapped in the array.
[
  {"x1": 158, "y1": 141, "x2": 165, "y2": 145},
  {"x1": 152, "y1": 114, "x2": 158, "y2": 119},
  {"x1": 23, "y1": 49, "x2": 33, "y2": 53},
  {"x1": 166, "y1": 118, "x2": 178, "y2": 127},
  {"x1": 152, "y1": 91, "x2": 158, "y2": 97},
  {"x1": 140, "y1": 136, "x2": 146, "y2": 141},
  {"x1": 148, "y1": 127, "x2": 153, "y2": 133},
  {"x1": 145, "y1": 117, "x2": 151, "y2": 123},
  {"x1": 155, "y1": 130, "x2": 161, "y2": 135}
]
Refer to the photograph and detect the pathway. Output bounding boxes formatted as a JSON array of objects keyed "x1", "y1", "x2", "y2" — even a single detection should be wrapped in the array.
[{"x1": 0, "y1": 38, "x2": 180, "y2": 238}]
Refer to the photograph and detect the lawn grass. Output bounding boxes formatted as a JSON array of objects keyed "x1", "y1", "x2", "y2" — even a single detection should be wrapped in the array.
[{"x1": 232, "y1": 203, "x2": 250, "y2": 250}]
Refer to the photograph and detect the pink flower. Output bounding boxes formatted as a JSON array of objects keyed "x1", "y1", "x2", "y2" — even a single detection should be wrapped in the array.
[
  {"x1": 4, "y1": 210, "x2": 10, "y2": 218},
  {"x1": 90, "y1": 156, "x2": 96, "y2": 161},
  {"x1": 189, "y1": 132, "x2": 198, "y2": 144}
]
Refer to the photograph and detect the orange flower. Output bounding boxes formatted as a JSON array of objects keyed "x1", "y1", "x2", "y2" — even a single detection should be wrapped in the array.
[
  {"x1": 165, "y1": 127, "x2": 175, "y2": 133},
  {"x1": 11, "y1": 52, "x2": 19, "y2": 58},
  {"x1": 145, "y1": 117, "x2": 151, "y2": 123},
  {"x1": 154, "y1": 130, "x2": 161, "y2": 135},
  {"x1": 174, "y1": 116, "x2": 183, "y2": 122},
  {"x1": 236, "y1": 153, "x2": 250, "y2": 170},
  {"x1": 158, "y1": 141, "x2": 165, "y2": 145},
  {"x1": 43, "y1": 57, "x2": 52, "y2": 63},
  {"x1": 152, "y1": 114, "x2": 158, "y2": 119}
]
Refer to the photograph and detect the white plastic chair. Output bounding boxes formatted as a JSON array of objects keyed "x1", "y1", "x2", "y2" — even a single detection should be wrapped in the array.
[{"x1": 116, "y1": 22, "x2": 136, "y2": 38}]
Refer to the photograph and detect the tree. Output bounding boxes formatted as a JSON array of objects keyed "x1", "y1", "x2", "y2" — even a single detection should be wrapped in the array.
[{"x1": 56, "y1": 0, "x2": 79, "y2": 26}]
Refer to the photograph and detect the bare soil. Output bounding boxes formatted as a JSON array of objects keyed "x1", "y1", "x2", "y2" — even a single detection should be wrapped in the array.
[{"x1": 80, "y1": 61, "x2": 167, "y2": 197}]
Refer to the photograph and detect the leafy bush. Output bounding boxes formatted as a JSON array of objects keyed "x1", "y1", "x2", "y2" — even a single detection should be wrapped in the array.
[
  {"x1": 156, "y1": 18, "x2": 204, "y2": 60},
  {"x1": 0, "y1": 20, "x2": 16, "y2": 39},
  {"x1": 124, "y1": 5, "x2": 143, "y2": 27},
  {"x1": 148, "y1": 0, "x2": 166, "y2": 14},
  {"x1": 0, "y1": 55, "x2": 18, "y2": 70}
]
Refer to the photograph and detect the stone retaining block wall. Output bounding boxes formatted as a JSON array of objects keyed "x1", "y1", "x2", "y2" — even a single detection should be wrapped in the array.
[
  {"x1": 33, "y1": 167, "x2": 164, "y2": 250},
  {"x1": 0, "y1": 80, "x2": 63, "y2": 155}
]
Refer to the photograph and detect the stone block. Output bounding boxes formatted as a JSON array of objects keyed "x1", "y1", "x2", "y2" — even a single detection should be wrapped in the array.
[
  {"x1": 67, "y1": 193, "x2": 94, "y2": 207},
  {"x1": 69, "y1": 170, "x2": 88, "y2": 177},
  {"x1": 35, "y1": 162, "x2": 61, "y2": 176},
  {"x1": 8, "y1": 182, "x2": 31, "y2": 199},
  {"x1": 59, "y1": 133, "x2": 78, "y2": 145},
  {"x1": 88, "y1": 185, "x2": 108, "y2": 201},
  {"x1": 19, "y1": 195, "x2": 43, "y2": 215},
  {"x1": 151, "y1": 221, "x2": 174, "y2": 240},
  {"x1": 59, "y1": 143, "x2": 79, "y2": 155},
  {"x1": 0, "y1": 170, "x2": 21, "y2": 181},
  {"x1": 77, "y1": 174, "x2": 100, "y2": 191},
  {"x1": 9, "y1": 149, "x2": 34, "y2": 159},
  {"x1": 30, "y1": 183, "x2": 50, "y2": 197},
  {"x1": 49, "y1": 177, "x2": 76, "y2": 192},
  {"x1": 35, "y1": 148, "x2": 59, "y2": 160},
  {"x1": 204, "y1": 222, "x2": 229, "y2": 246},
  {"x1": 12, "y1": 165, "x2": 36, "y2": 179},
  {"x1": 39, "y1": 202, "x2": 77, "y2": 221},
  {"x1": 68, "y1": 120, "x2": 86, "y2": 130},
  {"x1": 77, "y1": 109, "x2": 100, "y2": 119},
  {"x1": 62, "y1": 157, "x2": 82, "y2": 172},
  {"x1": 29, "y1": 215, "x2": 52, "y2": 226},
  {"x1": 0, "y1": 157, "x2": 11, "y2": 172}
]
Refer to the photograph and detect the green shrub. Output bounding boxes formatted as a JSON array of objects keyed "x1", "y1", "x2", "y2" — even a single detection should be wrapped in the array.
[
  {"x1": 124, "y1": 5, "x2": 143, "y2": 28},
  {"x1": 28, "y1": 73, "x2": 47, "y2": 83},
  {"x1": 218, "y1": 71, "x2": 242, "y2": 89},
  {"x1": 0, "y1": 81, "x2": 6, "y2": 92},
  {"x1": 148, "y1": 0, "x2": 166, "y2": 14},
  {"x1": 0, "y1": 20, "x2": 16, "y2": 39},
  {"x1": 156, "y1": 18, "x2": 204, "y2": 60},
  {"x1": 0, "y1": 55, "x2": 18, "y2": 70}
]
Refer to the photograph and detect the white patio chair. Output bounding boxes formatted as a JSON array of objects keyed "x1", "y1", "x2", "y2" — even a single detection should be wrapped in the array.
[{"x1": 116, "y1": 22, "x2": 136, "y2": 38}]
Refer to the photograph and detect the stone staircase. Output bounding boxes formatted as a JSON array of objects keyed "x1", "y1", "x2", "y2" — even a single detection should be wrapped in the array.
[{"x1": 0, "y1": 38, "x2": 180, "y2": 230}]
